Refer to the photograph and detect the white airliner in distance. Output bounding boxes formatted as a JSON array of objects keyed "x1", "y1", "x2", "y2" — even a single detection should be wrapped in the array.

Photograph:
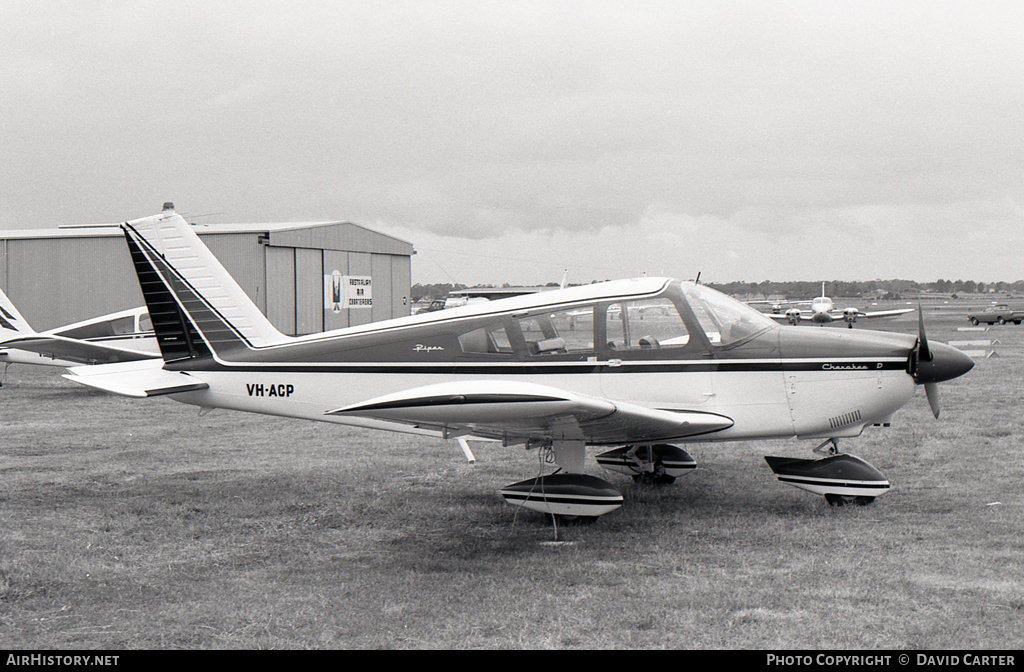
[
  {"x1": 754, "y1": 283, "x2": 913, "y2": 327},
  {"x1": 65, "y1": 209, "x2": 972, "y2": 521},
  {"x1": 0, "y1": 286, "x2": 158, "y2": 367}
]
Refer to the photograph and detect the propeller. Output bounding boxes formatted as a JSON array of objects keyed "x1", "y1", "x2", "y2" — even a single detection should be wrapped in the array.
[
  {"x1": 911, "y1": 302, "x2": 974, "y2": 419},
  {"x1": 916, "y1": 303, "x2": 940, "y2": 418},
  {"x1": 916, "y1": 301, "x2": 932, "y2": 362}
]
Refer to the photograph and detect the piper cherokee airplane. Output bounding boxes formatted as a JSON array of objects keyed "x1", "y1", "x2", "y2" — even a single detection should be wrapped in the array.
[
  {"x1": 756, "y1": 283, "x2": 913, "y2": 328},
  {"x1": 0, "y1": 286, "x2": 158, "y2": 368},
  {"x1": 64, "y1": 209, "x2": 973, "y2": 521}
]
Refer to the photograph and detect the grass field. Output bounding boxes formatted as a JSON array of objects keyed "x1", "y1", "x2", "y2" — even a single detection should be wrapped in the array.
[{"x1": 1, "y1": 298, "x2": 1021, "y2": 649}]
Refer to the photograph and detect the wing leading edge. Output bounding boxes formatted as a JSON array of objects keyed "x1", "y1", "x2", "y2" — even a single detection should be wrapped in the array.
[{"x1": 327, "y1": 380, "x2": 734, "y2": 445}]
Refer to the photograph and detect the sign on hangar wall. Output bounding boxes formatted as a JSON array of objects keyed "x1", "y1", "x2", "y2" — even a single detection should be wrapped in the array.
[{"x1": 324, "y1": 270, "x2": 373, "y2": 313}]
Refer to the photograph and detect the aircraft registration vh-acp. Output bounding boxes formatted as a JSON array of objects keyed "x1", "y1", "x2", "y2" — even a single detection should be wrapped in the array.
[{"x1": 65, "y1": 210, "x2": 974, "y2": 522}]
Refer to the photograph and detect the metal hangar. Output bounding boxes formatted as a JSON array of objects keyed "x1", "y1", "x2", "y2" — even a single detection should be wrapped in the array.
[{"x1": 0, "y1": 218, "x2": 414, "y2": 335}]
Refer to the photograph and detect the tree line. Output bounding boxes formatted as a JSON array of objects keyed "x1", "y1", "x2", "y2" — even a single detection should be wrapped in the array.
[
  {"x1": 705, "y1": 279, "x2": 1024, "y2": 299},
  {"x1": 413, "y1": 278, "x2": 1024, "y2": 302}
]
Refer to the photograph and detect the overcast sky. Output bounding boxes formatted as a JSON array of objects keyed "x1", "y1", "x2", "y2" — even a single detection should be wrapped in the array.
[{"x1": 2, "y1": 2, "x2": 1022, "y2": 286}]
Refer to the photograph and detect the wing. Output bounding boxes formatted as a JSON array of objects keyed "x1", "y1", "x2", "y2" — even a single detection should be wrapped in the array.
[
  {"x1": 857, "y1": 308, "x2": 914, "y2": 319},
  {"x1": 746, "y1": 299, "x2": 812, "y2": 306},
  {"x1": 0, "y1": 334, "x2": 160, "y2": 365},
  {"x1": 326, "y1": 380, "x2": 734, "y2": 445}
]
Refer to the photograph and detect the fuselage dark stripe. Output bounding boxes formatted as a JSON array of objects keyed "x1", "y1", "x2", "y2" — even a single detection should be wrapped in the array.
[{"x1": 168, "y1": 360, "x2": 909, "y2": 375}]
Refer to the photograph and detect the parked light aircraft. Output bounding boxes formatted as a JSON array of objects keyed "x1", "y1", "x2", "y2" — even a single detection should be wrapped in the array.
[
  {"x1": 755, "y1": 283, "x2": 913, "y2": 328},
  {"x1": 0, "y1": 287, "x2": 158, "y2": 367},
  {"x1": 416, "y1": 270, "x2": 570, "y2": 313},
  {"x1": 64, "y1": 210, "x2": 973, "y2": 520}
]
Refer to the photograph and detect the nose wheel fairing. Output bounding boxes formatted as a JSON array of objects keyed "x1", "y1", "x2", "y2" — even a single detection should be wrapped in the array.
[{"x1": 764, "y1": 453, "x2": 890, "y2": 502}]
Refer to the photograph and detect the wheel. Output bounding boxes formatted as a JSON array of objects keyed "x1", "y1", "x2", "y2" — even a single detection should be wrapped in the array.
[
  {"x1": 548, "y1": 513, "x2": 598, "y2": 526},
  {"x1": 1015, "y1": 321, "x2": 1021, "y2": 325},
  {"x1": 630, "y1": 461, "x2": 677, "y2": 485},
  {"x1": 971, "y1": 318, "x2": 979, "y2": 325},
  {"x1": 651, "y1": 462, "x2": 677, "y2": 485},
  {"x1": 631, "y1": 473, "x2": 676, "y2": 485},
  {"x1": 826, "y1": 494, "x2": 876, "y2": 506}
]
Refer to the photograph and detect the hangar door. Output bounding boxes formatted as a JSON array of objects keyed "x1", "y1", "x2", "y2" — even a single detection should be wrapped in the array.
[{"x1": 265, "y1": 245, "x2": 411, "y2": 336}]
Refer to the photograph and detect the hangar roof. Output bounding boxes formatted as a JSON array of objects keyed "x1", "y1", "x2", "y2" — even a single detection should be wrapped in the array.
[{"x1": 0, "y1": 220, "x2": 414, "y2": 256}]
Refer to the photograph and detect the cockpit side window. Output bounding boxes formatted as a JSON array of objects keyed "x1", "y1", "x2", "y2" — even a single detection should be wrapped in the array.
[
  {"x1": 604, "y1": 298, "x2": 690, "y2": 351},
  {"x1": 680, "y1": 283, "x2": 776, "y2": 347},
  {"x1": 58, "y1": 316, "x2": 134, "y2": 340}
]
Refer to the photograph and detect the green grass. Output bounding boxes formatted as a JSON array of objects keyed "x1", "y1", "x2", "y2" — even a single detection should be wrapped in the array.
[{"x1": 0, "y1": 298, "x2": 1022, "y2": 648}]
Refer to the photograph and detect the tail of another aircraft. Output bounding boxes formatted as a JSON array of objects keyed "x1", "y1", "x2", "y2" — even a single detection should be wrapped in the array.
[
  {"x1": 121, "y1": 208, "x2": 290, "y2": 363},
  {"x1": 0, "y1": 286, "x2": 35, "y2": 338}
]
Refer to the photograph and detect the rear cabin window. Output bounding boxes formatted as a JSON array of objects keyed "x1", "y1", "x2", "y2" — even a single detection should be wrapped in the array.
[
  {"x1": 605, "y1": 298, "x2": 690, "y2": 351},
  {"x1": 57, "y1": 315, "x2": 137, "y2": 340},
  {"x1": 457, "y1": 323, "x2": 513, "y2": 355},
  {"x1": 518, "y1": 307, "x2": 594, "y2": 356}
]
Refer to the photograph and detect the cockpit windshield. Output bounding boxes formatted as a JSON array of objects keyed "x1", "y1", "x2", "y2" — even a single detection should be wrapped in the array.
[{"x1": 679, "y1": 281, "x2": 777, "y2": 347}]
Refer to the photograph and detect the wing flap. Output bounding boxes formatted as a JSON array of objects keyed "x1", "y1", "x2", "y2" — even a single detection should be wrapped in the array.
[
  {"x1": 63, "y1": 360, "x2": 208, "y2": 398},
  {"x1": 327, "y1": 380, "x2": 733, "y2": 445}
]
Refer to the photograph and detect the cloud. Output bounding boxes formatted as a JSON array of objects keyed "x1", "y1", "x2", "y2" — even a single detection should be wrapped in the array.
[{"x1": 2, "y1": 2, "x2": 1023, "y2": 283}]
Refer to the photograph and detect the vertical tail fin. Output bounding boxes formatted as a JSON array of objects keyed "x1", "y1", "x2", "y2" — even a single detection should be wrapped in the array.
[
  {"x1": 0, "y1": 286, "x2": 34, "y2": 338},
  {"x1": 122, "y1": 209, "x2": 289, "y2": 362}
]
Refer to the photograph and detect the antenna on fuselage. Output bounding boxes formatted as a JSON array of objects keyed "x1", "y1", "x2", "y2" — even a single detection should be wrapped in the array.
[{"x1": 695, "y1": 272, "x2": 701, "y2": 284}]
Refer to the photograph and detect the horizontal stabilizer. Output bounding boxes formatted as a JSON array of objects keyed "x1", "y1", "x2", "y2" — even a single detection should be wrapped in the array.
[
  {"x1": 63, "y1": 360, "x2": 208, "y2": 398},
  {"x1": 328, "y1": 380, "x2": 733, "y2": 445},
  {"x1": 859, "y1": 308, "x2": 914, "y2": 319},
  {"x1": 3, "y1": 334, "x2": 160, "y2": 365}
]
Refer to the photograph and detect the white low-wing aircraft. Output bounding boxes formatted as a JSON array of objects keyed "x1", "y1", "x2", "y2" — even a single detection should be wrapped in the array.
[
  {"x1": 64, "y1": 210, "x2": 973, "y2": 520},
  {"x1": 757, "y1": 283, "x2": 913, "y2": 328},
  {"x1": 0, "y1": 287, "x2": 158, "y2": 367}
]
